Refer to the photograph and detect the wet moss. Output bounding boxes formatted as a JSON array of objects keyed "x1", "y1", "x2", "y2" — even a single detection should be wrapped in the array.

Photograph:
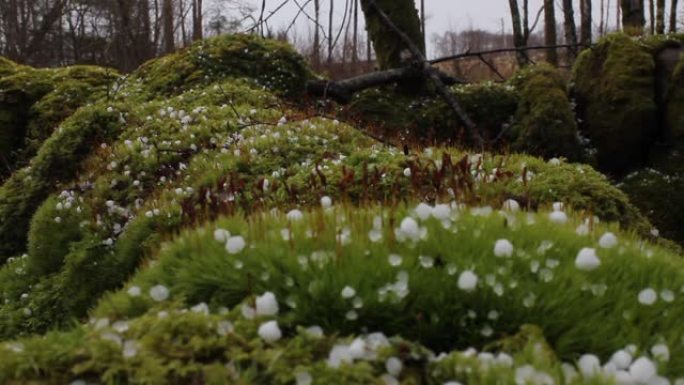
[
  {"x1": 129, "y1": 34, "x2": 310, "y2": 99},
  {"x1": 0, "y1": 57, "x2": 19, "y2": 78},
  {"x1": 571, "y1": 33, "x2": 657, "y2": 175},
  {"x1": 508, "y1": 64, "x2": 582, "y2": 160}
]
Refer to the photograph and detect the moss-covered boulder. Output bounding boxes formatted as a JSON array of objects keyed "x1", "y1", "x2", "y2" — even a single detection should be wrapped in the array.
[
  {"x1": 666, "y1": 54, "x2": 684, "y2": 137},
  {"x1": 508, "y1": 64, "x2": 582, "y2": 160},
  {"x1": 0, "y1": 65, "x2": 118, "y2": 180},
  {"x1": 571, "y1": 33, "x2": 657, "y2": 175},
  {"x1": 129, "y1": 33, "x2": 310, "y2": 100}
]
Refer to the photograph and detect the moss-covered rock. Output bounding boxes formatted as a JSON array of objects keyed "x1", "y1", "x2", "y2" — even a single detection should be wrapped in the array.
[
  {"x1": 571, "y1": 33, "x2": 657, "y2": 175},
  {"x1": 129, "y1": 34, "x2": 310, "y2": 100},
  {"x1": 666, "y1": 54, "x2": 684, "y2": 137},
  {"x1": 508, "y1": 64, "x2": 582, "y2": 160},
  {"x1": 0, "y1": 65, "x2": 118, "y2": 180}
]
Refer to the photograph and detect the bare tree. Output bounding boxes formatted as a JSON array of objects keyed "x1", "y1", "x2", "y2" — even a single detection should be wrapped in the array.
[
  {"x1": 544, "y1": 0, "x2": 558, "y2": 66},
  {"x1": 562, "y1": 0, "x2": 578, "y2": 59},
  {"x1": 656, "y1": 0, "x2": 665, "y2": 33},
  {"x1": 670, "y1": 0, "x2": 680, "y2": 31},
  {"x1": 580, "y1": 0, "x2": 592, "y2": 44},
  {"x1": 621, "y1": 0, "x2": 645, "y2": 32},
  {"x1": 192, "y1": 0, "x2": 203, "y2": 41},
  {"x1": 509, "y1": 0, "x2": 527, "y2": 66},
  {"x1": 162, "y1": 0, "x2": 175, "y2": 52}
]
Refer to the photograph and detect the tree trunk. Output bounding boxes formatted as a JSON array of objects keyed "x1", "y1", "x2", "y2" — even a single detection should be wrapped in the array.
[
  {"x1": 313, "y1": 0, "x2": 320, "y2": 70},
  {"x1": 508, "y1": 0, "x2": 528, "y2": 67},
  {"x1": 621, "y1": 0, "x2": 645, "y2": 33},
  {"x1": 359, "y1": 0, "x2": 425, "y2": 70},
  {"x1": 670, "y1": 0, "x2": 679, "y2": 31},
  {"x1": 649, "y1": 0, "x2": 655, "y2": 33},
  {"x1": 580, "y1": 0, "x2": 592, "y2": 45},
  {"x1": 328, "y1": 0, "x2": 334, "y2": 65},
  {"x1": 656, "y1": 0, "x2": 665, "y2": 33},
  {"x1": 192, "y1": 0, "x2": 203, "y2": 41},
  {"x1": 562, "y1": 0, "x2": 578, "y2": 56},
  {"x1": 544, "y1": 0, "x2": 558, "y2": 66},
  {"x1": 162, "y1": 0, "x2": 174, "y2": 53}
]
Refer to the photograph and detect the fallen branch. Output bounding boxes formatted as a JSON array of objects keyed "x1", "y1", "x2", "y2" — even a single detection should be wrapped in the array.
[
  {"x1": 429, "y1": 43, "x2": 590, "y2": 65},
  {"x1": 306, "y1": 66, "x2": 463, "y2": 103}
]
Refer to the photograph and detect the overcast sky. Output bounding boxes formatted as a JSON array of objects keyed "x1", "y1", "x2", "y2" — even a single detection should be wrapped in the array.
[{"x1": 235, "y1": 0, "x2": 627, "y2": 57}]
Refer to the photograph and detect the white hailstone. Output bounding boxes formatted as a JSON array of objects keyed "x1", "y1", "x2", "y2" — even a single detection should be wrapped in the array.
[
  {"x1": 305, "y1": 326, "x2": 324, "y2": 338},
  {"x1": 575, "y1": 248, "x2": 601, "y2": 271},
  {"x1": 457, "y1": 270, "x2": 478, "y2": 291},
  {"x1": 576, "y1": 223, "x2": 590, "y2": 236},
  {"x1": 578, "y1": 354, "x2": 602, "y2": 378},
  {"x1": 258, "y1": 320, "x2": 282, "y2": 343},
  {"x1": 348, "y1": 338, "x2": 366, "y2": 359},
  {"x1": 497, "y1": 352, "x2": 514, "y2": 367},
  {"x1": 225, "y1": 236, "x2": 246, "y2": 254},
  {"x1": 611, "y1": 350, "x2": 634, "y2": 370},
  {"x1": 341, "y1": 286, "x2": 356, "y2": 299},
  {"x1": 660, "y1": 290, "x2": 675, "y2": 302},
  {"x1": 216, "y1": 320, "x2": 234, "y2": 336},
  {"x1": 213, "y1": 228, "x2": 230, "y2": 243},
  {"x1": 54, "y1": 217, "x2": 62, "y2": 223},
  {"x1": 432, "y1": 204, "x2": 451, "y2": 220},
  {"x1": 548, "y1": 158, "x2": 561, "y2": 166},
  {"x1": 415, "y1": 203, "x2": 433, "y2": 220},
  {"x1": 549, "y1": 210, "x2": 568, "y2": 224},
  {"x1": 615, "y1": 371, "x2": 635, "y2": 385},
  {"x1": 345, "y1": 310, "x2": 358, "y2": 320},
  {"x1": 494, "y1": 239, "x2": 514, "y2": 258},
  {"x1": 629, "y1": 357, "x2": 657, "y2": 383},
  {"x1": 419, "y1": 255, "x2": 434, "y2": 268},
  {"x1": 599, "y1": 232, "x2": 618, "y2": 249},
  {"x1": 385, "y1": 357, "x2": 403, "y2": 376},
  {"x1": 123, "y1": 340, "x2": 138, "y2": 358},
  {"x1": 561, "y1": 363, "x2": 579, "y2": 383},
  {"x1": 368, "y1": 229, "x2": 383, "y2": 243},
  {"x1": 127, "y1": 286, "x2": 141, "y2": 297},
  {"x1": 503, "y1": 199, "x2": 521, "y2": 212},
  {"x1": 286, "y1": 209, "x2": 304, "y2": 221},
  {"x1": 320, "y1": 196, "x2": 333, "y2": 209},
  {"x1": 328, "y1": 345, "x2": 353, "y2": 368},
  {"x1": 388, "y1": 254, "x2": 403, "y2": 266},
  {"x1": 295, "y1": 371, "x2": 313, "y2": 385},
  {"x1": 241, "y1": 304, "x2": 256, "y2": 319},
  {"x1": 191, "y1": 303, "x2": 209, "y2": 314},
  {"x1": 149, "y1": 285, "x2": 170, "y2": 302},
  {"x1": 403, "y1": 167, "x2": 412, "y2": 177},
  {"x1": 651, "y1": 343, "x2": 670, "y2": 362},
  {"x1": 552, "y1": 202, "x2": 564, "y2": 211},
  {"x1": 255, "y1": 292, "x2": 279, "y2": 316},
  {"x1": 604, "y1": 362, "x2": 618, "y2": 375},
  {"x1": 650, "y1": 376, "x2": 671, "y2": 385},
  {"x1": 400, "y1": 217, "x2": 420, "y2": 239},
  {"x1": 638, "y1": 288, "x2": 658, "y2": 306}
]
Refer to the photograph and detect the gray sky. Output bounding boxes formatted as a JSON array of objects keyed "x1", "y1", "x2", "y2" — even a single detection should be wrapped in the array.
[{"x1": 237, "y1": 0, "x2": 629, "y2": 57}]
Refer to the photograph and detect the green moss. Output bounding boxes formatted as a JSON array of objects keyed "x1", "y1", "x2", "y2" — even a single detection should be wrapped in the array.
[
  {"x1": 571, "y1": 33, "x2": 657, "y2": 175},
  {"x1": 129, "y1": 34, "x2": 310, "y2": 99},
  {"x1": 0, "y1": 57, "x2": 19, "y2": 78},
  {"x1": 0, "y1": 65, "x2": 118, "y2": 179},
  {"x1": 666, "y1": 54, "x2": 684, "y2": 138},
  {"x1": 509, "y1": 64, "x2": 582, "y2": 160},
  {"x1": 0, "y1": 104, "x2": 123, "y2": 261},
  {"x1": 26, "y1": 194, "x2": 90, "y2": 276}
]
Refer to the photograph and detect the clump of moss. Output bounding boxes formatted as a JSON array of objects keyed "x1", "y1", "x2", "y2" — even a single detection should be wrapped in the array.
[
  {"x1": 508, "y1": 64, "x2": 582, "y2": 160},
  {"x1": 0, "y1": 57, "x2": 18, "y2": 78},
  {"x1": 0, "y1": 104, "x2": 123, "y2": 260},
  {"x1": 0, "y1": 65, "x2": 118, "y2": 179},
  {"x1": 130, "y1": 34, "x2": 310, "y2": 99},
  {"x1": 571, "y1": 33, "x2": 657, "y2": 175},
  {"x1": 348, "y1": 82, "x2": 519, "y2": 143}
]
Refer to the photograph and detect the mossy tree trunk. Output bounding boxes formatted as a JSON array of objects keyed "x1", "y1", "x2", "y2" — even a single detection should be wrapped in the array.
[
  {"x1": 621, "y1": 0, "x2": 646, "y2": 33},
  {"x1": 544, "y1": 0, "x2": 558, "y2": 66},
  {"x1": 562, "y1": 0, "x2": 578, "y2": 59},
  {"x1": 359, "y1": 0, "x2": 425, "y2": 70}
]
